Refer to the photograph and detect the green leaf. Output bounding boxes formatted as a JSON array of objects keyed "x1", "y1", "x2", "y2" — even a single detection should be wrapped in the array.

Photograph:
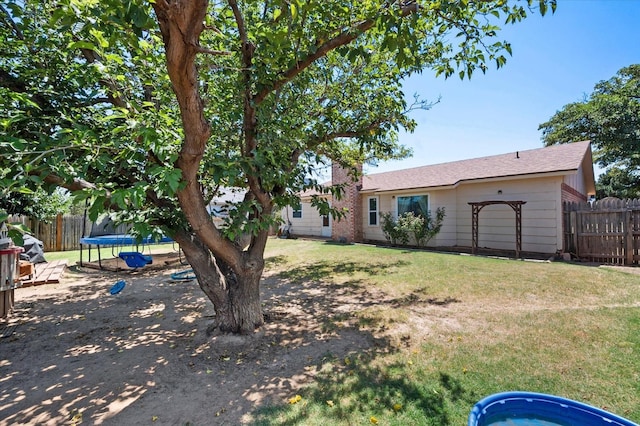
[
  {"x1": 89, "y1": 28, "x2": 109, "y2": 48},
  {"x1": 9, "y1": 223, "x2": 30, "y2": 234},
  {"x1": 8, "y1": 229, "x2": 24, "y2": 247},
  {"x1": 9, "y1": 140, "x2": 26, "y2": 151},
  {"x1": 67, "y1": 41, "x2": 100, "y2": 51},
  {"x1": 539, "y1": 1, "x2": 547, "y2": 16},
  {"x1": 16, "y1": 187, "x2": 34, "y2": 194},
  {"x1": 130, "y1": 4, "x2": 150, "y2": 28}
]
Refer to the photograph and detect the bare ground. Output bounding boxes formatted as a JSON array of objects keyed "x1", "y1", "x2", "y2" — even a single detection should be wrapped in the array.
[{"x1": 0, "y1": 262, "x2": 392, "y2": 426}]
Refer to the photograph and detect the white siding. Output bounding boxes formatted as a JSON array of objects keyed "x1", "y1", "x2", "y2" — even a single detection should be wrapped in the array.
[
  {"x1": 430, "y1": 191, "x2": 457, "y2": 247},
  {"x1": 563, "y1": 162, "x2": 592, "y2": 198},
  {"x1": 455, "y1": 176, "x2": 562, "y2": 254},
  {"x1": 283, "y1": 203, "x2": 324, "y2": 237},
  {"x1": 362, "y1": 193, "x2": 394, "y2": 242}
]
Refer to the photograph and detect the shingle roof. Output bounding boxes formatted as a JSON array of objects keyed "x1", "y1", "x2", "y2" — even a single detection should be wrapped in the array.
[{"x1": 361, "y1": 141, "x2": 592, "y2": 192}]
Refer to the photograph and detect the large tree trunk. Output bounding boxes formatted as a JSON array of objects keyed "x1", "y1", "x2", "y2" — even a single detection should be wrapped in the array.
[
  {"x1": 175, "y1": 231, "x2": 265, "y2": 334},
  {"x1": 214, "y1": 262, "x2": 264, "y2": 334}
]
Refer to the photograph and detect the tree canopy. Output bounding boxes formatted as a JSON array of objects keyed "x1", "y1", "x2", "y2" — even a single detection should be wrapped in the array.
[
  {"x1": 1, "y1": 0, "x2": 555, "y2": 333},
  {"x1": 0, "y1": 188, "x2": 72, "y2": 222},
  {"x1": 539, "y1": 64, "x2": 640, "y2": 199}
]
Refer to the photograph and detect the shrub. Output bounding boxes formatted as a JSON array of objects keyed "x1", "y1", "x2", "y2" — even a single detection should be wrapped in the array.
[
  {"x1": 381, "y1": 208, "x2": 446, "y2": 247},
  {"x1": 381, "y1": 212, "x2": 409, "y2": 246},
  {"x1": 411, "y1": 207, "x2": 446, "y2": 247}
]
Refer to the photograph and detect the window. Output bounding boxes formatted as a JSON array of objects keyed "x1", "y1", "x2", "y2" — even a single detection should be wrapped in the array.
[
  {"x1": 322, "y1": 215, "x2": 329, "y2": 227},
  {"x1": 397, "y1": 195, "x2": 429, "y2": 217},
  {"x1": 368, "y1": 197, "x2": 378, "y2": 226},
  {"x1": 292, "y1": 202, "x2": 302, "y2": 219}
]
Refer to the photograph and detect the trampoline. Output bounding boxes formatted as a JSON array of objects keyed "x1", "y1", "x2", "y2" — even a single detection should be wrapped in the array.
[
  {"x1": 79, "y1": 215, "x2": 175, "y2": 269},
  {"x1": 468, "y1": 392, "x2": 638, "y2": 426},
  {"x1": 80, "y1": 234, "x2": 173, "y2": 246},
  {"x1": 79, "y1": 234, "x2": 172, "y2": 269}
]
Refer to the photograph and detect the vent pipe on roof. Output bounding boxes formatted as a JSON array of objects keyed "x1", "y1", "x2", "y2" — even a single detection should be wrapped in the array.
[{"x1": 516, "y1": 151, "x2": 519, "y2": 159}]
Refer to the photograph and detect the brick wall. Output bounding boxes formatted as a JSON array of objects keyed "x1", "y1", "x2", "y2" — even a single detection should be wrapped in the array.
[
  {"x1": 331, "y1": 163, "x2": 363, "y2": 243},
  {"x1": 561, "y1": 182, "x2": 588, "y2": 204}
]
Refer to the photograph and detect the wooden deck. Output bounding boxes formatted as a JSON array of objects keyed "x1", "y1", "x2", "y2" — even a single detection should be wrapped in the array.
[{"x1": 20, "y1": 260, "x2": 68, "y2": 287}]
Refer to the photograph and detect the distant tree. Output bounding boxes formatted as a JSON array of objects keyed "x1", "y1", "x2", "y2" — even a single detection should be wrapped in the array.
[
  {"x1": 596, "y1": 167, "x2": 640, "y2": 199},
  {"x1": 539, "y1": 64, "x2": 640, "y2": 198},
  {"x1": 1, "y1": 0, "x2": 555, "y2": 334},
  {"x1": 0, "y1": 188, "x2": 71, "y2": 222}
]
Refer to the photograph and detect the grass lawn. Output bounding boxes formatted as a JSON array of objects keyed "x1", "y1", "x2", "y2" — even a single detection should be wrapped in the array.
[{"x1": 252, "y1": 238, "x2": 640, "y2": 425}]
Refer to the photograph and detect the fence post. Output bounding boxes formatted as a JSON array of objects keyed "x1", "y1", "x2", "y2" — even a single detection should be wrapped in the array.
[
  {"x1": 575, "y1": 209, "x2": 582, "y2": 259},
  {"x1": 625, "y1": 210, "x2": 634, "y2": 266},
  {"x1": 569, "y1": 210, "x2": 576, "y2": 255},
  {"x1": 56, "y1": 214, "x2": 63, "y2": 252}
]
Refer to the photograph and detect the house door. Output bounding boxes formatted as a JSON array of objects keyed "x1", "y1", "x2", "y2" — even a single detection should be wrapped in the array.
[{"x1": 321, "y1": 214, "x2": 331, "y2": 237}]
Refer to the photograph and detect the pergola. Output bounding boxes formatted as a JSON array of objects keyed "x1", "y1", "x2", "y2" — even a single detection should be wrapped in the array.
[{"x1": 468, "y1": 201, "x2": 527, "y2": 258}]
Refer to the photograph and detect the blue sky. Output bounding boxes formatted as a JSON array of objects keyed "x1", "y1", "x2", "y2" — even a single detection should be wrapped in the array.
[{"x1": 368, "y1": 0, "x2": 640, "y2": 176}]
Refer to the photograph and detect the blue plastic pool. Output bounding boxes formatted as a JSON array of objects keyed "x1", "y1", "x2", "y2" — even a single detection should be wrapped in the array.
[{"x1": 468, "y1": 392, "x2": 638, "y2": 426}]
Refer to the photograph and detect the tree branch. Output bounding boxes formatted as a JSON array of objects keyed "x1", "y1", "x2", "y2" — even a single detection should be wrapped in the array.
[
  {"x1": 43, "y1": 174, "x2": 96, "y2": 191},
  {"x1": 195, "y1": 46, "x2": 232, "y2": 55},
  {"x1": 306, "y1": 119, "x2": 391, "y2": 147},
  {"x1": 78, "y1": 47, "x2": 129, "y2": 109},
  {"x1": 0, "y1": 68, "x2": 25, "y2": 92},
  {"x1": 0, "y1": 4, "x2": 24, "y2": 40},
  {"x1": 228, "y1": 0, "x2": 257, "y2": 156},
  {"x1": 0, "y1": 68, "x2": 53, "y2": 111},
  {"x1": 228, "y1": 0, "x2": 272, "y2": 214},
  {"x1": 253, "y1": 1, "x2": 420, "y2": 106}
]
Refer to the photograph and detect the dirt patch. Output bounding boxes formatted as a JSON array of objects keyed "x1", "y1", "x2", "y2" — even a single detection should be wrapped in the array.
[{"x1": 0, "y1": 264, "x2": 390, "y2": 425}]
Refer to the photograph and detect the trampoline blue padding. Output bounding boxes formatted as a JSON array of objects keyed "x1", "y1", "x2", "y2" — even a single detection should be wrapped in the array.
[
  {"x1": 80, "y1": 234, "x2": 173, "y2": 245},
  {"x1": 468, "y1": 392, "x2": 638, "y2": 426}
]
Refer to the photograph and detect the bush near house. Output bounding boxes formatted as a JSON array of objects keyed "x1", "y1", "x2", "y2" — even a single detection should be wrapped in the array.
[{"x1": 381, "y1": 208, "x2": 445, "y2": 247}]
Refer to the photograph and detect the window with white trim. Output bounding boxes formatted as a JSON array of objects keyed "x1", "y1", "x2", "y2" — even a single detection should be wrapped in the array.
[
  {"x1": 397, "y1": 195, "x2": 429, "y2": 217},
  {"x1": 292, "y1": 202, "x2": 302, "y2": 218},
  {"x1": 368, "y1": 197, "x2": 378, "y2": 226}
]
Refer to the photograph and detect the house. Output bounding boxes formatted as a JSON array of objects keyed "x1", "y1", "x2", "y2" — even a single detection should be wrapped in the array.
[
  {"x1": 206, "y1": 188, "x2": 246, "y2": 226},
  {"x1": 283, "y1": 141, "x2": 596, "y2": 256}
]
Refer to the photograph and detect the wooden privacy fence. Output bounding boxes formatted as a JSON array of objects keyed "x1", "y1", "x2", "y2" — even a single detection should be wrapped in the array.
[
  {"x1": 9, "y1": 215, "x2": 90, "y2": 252},
  {"x1": 563, "y1": 199, "x2": 640, "y2": 265}
]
